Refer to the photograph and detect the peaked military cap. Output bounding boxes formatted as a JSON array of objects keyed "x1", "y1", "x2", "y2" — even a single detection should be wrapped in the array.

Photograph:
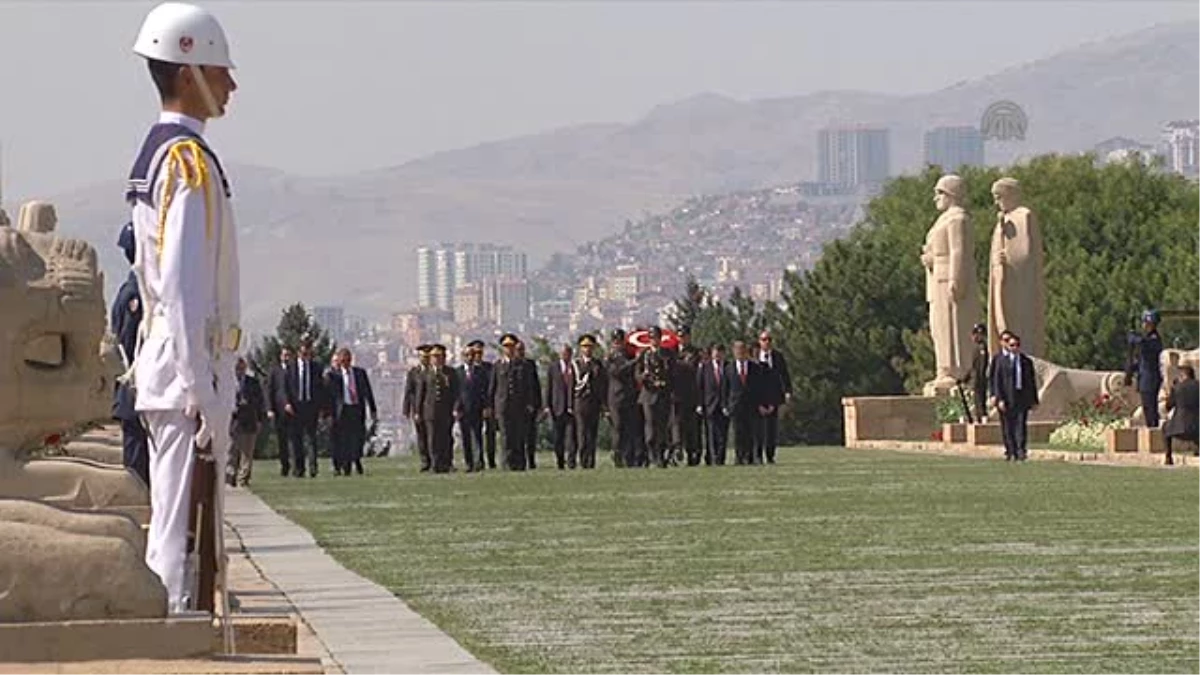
[
  {"x1": 500, "y1": 333, "x2": 519, "y2": 347},
  {"x1": 430, "y1": 344, "x2": 447, "y2": 356},
  {"x1": 578, "y1": 334, "x2": 597, "y2": 347},
  {"x1": 971, "y1": 323, "x2": 986, "y2": 334},
  {"x1": 1142, "y1": 309, "x2": 1160, "y2": 324},
  {"x1": 649, "y1": 325, "x2": 663, "y2": 338},
  {"x1": 610, "y1": 328, "x2": 626, "y2": 342},
  {"x1": 417, "y1": 344, "x2": 432, "y2": 354},
  {"x1": 678, "y1": 325, "x2": 691, "y2": 336},
  {"x1": 467, "y1": 339, "x2": 485, "y2": 349}
]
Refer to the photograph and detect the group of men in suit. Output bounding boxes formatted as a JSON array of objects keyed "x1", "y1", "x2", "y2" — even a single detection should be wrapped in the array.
[
  {"x1": 264, "y1": 340, "x2": 378, "y2": 478},
  {"x1": 400, "y1": 327, "x2": 793, "y2": 473}
]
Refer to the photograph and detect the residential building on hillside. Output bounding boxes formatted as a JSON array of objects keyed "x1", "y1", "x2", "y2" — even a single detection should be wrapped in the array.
[
  {"x1": 312, "y1": 305, "x2": 344, "y2": 341},
  {"x1": 1162, "y1": 120, "x2": 1199, "y2": 176},
  {"x1": 817, "y1": 126, "x2": 890, "y2": 187},
  {"x1": 923, "y1": 126, "x2": 985, "y2": 170}
]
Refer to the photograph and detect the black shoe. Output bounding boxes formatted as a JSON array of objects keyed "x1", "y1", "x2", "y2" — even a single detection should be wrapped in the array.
[
  {"x1": 310, "y1": 469, "x2": 318, "y2": 477},
  {"x1": 281, "y1": 467, "x2": 291, "y2": 477},
  {"x1": 419, "y1": 466, "x2": 430, "y2": 473},
  {"x1": 355, "y1": 462, "x2": 364, "y2": 475}
]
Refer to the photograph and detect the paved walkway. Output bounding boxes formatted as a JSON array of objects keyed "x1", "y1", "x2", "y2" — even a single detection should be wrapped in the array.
[{"x1": 224, "y1": 489, "x2": 497, "y2": 675}]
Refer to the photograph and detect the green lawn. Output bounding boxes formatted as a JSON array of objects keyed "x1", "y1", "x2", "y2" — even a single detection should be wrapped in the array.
[{"x1": 251, "y1": 448, "x2": 1199, "y2": 674}]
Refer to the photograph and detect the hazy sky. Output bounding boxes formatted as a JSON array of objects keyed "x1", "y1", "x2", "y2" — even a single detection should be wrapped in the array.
[{"x1": 1, "y1": 0, "x2": 1195, "y2": 202}]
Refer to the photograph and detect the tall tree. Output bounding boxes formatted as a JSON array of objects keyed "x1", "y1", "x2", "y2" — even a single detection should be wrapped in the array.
[{"x1": 249, "y1": 303, "x2": 337, "y2": 376}]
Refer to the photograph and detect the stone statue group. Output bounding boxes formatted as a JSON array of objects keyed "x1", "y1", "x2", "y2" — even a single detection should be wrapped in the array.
[{"x1": 922, "y1": 174, "x2": 1045, "y2": 396}]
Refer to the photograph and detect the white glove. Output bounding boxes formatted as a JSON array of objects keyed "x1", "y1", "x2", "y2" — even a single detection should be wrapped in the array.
[{"x1": 194, "y1": 412, "x2": 212, "y2": 449}]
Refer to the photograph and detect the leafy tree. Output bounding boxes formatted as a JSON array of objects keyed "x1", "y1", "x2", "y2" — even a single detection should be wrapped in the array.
[
  {"x1": 667, "y1": 276, "x2": 706, "y2": 333},
  {"x1": 249, "y1": 302, "x2": 337, "y2": 377},
  {"x1": 768, "y1": 156, "x2": 1198, "y2": 444}
]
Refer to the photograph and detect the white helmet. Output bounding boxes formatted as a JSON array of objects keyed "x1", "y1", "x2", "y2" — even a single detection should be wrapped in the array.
[{"x1": 133, "y1": 2, "x2": 234, "y2": 69}]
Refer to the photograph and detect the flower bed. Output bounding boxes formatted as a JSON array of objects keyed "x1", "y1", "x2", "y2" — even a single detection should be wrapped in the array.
[{"x1": 1048, "y1": 393, "x2": 1132, "y2": 451}]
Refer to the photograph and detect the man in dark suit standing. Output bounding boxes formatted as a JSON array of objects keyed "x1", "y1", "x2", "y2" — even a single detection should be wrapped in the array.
[
  {"x1": 573, "y1": 334, "x2": 607, "y2": 469},
  {"x1": 457, "y1": 342, "x2": 489, "y2": 472},
  {"x1": 754, "y1": 330, "x2": 791, "y2": 464},
  {"x1": 605, "y1": 329, "x2": 638, "y2": 468},
  {"x1": 1164, "y1": 365, "x2": 1199, "y2": 466},
  {"x1": 266, "y1": 346, "x2": 295, "y2": 477},
  {"x1": 417, "y1": 344, "x2": 459, "y2": 474},
  {"x1": 490, "y1": 334, "x2": 539, "y2": 471},
  {"x1": 326, "y1": 347, "x2": 377, "y2": 475},
  {"x1": 545, "y1": 343, "x2": 578, "y2": 469},
  {"x1": 697, "y1": 343, "x2": 729, "y2": 466},
  {"x1": 990, "y1": 332, "x2": 1039, "y2": 461},
  {"x1": 286, "y1": 338, "x2": 327, "y2": 477},
  {"x1": 403, "y1": 345, "x2": 432, "y2": 472},
  {"x1": 517, "y1": 341, "x2": 542, "y2": 469},
  {"x1": 726, "y1": 340, "x2": 763, "y2": 465}
]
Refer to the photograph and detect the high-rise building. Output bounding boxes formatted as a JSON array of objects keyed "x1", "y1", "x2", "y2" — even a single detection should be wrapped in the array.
[
  {"x1": 416, "y1": 246, "x2": 436, "y2": 309},
  {"x1": 1162, "y1": 120, "x2": 1199, "y2": 176},
  {"x1": 923, "y1": 126, "x2": 985, "y2": 171},
  {"x1": 817, "y1": 126, "x2": 890, "y2": 187},
  {"x1": 312, "y1": 305, "x2": 344, "y2": 341},
  {"x1": 453, "y1": 283, "x2": 483, "y2": 325},
  {"x1": 416, "y1": 243, "x2": 529, "y2": 312}
]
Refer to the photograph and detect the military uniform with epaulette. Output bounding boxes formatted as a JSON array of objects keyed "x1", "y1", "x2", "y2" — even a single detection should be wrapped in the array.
[
  {"x1": 418, "y1": 344, "x2": 460, "y2": 473},
  {"x1": 637, "y1": 328, "x2": 675, "y2": 468},
  {"x1": 671, "y1": 332, "x2": 702, "y2": 466},
  {"x1": 403, "y1": 345, "x2": 433, "y2": 471}
]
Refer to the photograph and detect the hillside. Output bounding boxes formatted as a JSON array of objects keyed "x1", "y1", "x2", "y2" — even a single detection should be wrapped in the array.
[{"x1": 37, "y1": 20, "x2": 1199, "y2": 332}]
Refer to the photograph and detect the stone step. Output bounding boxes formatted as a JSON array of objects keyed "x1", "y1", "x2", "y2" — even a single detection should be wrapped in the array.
[
  {"x1": 0, "y1": 654, "x2": 324, "y2": 674},
  {"x1": 0, "y1": 614, "x2": 214, "y2": 663},
  {"x1": 215, "y1": 615, "x2": 298, "y2": 656}
]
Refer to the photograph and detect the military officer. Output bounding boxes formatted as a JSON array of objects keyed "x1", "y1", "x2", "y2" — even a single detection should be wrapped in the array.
[
  {"x1": 489, "y1": 334, "x2": 539, "y2": 470},
  {"x1": 470, "y1": 340, "x2": 498, "y2": 469},
  {"x1": 573, "y1": 334, "x2": 608, "y2": 469},
  {"x1": 963, "y1": 323, "x2": 990, "y2": 422},
  {"x1": 516, "y1": 340, "x2": 542, "y2": 469},
  {"x1": 125, "y1": 1, "x2": 241, "y2": 614},
  {"x1": 111, "y1": 222, "x2": 149, "y2": 487},
  {"x1": 403, "y1": 345, "x2": 432, "y2": 471},
  {"x1": 417, "y1": 344, "x2": 460, "y2": 473},
  {"x1": 605, "y1": 329, "x2": 638, "y2": 467},
  {"x1": 637, "y1": 326, "x2": 675, "y2": 468},
  {"x1": 1127, "y1": 309, "x2": 1165, "y2": 427},
  {"x1": 671, "y1": 327, "x2": 702, "y2": 466}
]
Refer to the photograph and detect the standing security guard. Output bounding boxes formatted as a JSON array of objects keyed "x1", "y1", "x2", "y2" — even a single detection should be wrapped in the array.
[
  {"x1": 964, "y1": 323, "x2": 990, "y2": 422},
  {"x1": 111, "y1": 222, "x2": 149, "y2": 487},
  {"x1": 605, "y1": 328, "x2": 637, "y2": 467},
  {"x1": 1127, "y1": 309, "x2": 1164, "y2": 427},
  {"x1": 637, "y1": 326, "x2": 674, "y2": 468},
  {"x1": 671, "y1": 327, "x2": 702, "y2": 466},
  {"x1": 126, "y1": 1, "x2": 241, "y2": 614}
]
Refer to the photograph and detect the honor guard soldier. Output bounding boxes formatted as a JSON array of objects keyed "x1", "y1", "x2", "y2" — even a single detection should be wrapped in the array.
[
  {"x1": 670, "y1": 327, "x2": 702, "y2": 466},
  {"x1": 1127, "y1": 309, "x2": 1165, "y2": 427},
  {"x1": 403, "y1": 345, "x2": 433, "y2": 472},
  {"x1": 125, "y1": 1, "x2": 241, "y2": 613},
  {"x1": 637, "y1": 326, "x2": 675, "y2": 467},
  {"x1": 963, "y1": 323, "x2": 990, "y2": 422},
  {"x1": 489, "y1": 334, "x2": 539, "y2": 470},
  {"x1": 112, "y1": 222, "x2": 150, "y2": 487},
  {"x1": 418, "y1": 344, "x2": 459, "y2": 473},
  {"x1": 605, "y1": 329, "x2": 638, "y2": 467},
  {"x1": 573, "y1": 334, "x2": 608, "y2": 469}
]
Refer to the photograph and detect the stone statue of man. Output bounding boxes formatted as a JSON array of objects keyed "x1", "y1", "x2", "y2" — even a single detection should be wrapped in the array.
[
  {"x1": 921, "y1": 174, "x2": 982, "y2": 395},
  {"x1": 987, "y1": 177, "x2": 1046, "y2": 357}
]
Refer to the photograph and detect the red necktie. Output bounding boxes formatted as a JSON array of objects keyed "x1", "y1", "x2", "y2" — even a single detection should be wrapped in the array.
[
  {"x1": 347, "y1": 369, "x2": 358, "y2": 404},
  {"x1": 739, "y1": 362, "x2": 746, "y2": 384}
]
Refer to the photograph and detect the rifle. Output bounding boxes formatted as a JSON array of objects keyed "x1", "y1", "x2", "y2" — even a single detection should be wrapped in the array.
[
  {"x1": 186, "y1": 418, "x2": 236, "y2": 654},
  {"x1": 954, "y1": 379, "x2": 974, "y2": 424}
]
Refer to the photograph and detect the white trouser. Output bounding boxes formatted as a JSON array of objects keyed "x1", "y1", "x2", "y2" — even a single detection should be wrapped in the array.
[{"x1": 143, "y1": 409, "x2": 230, "y2": 613}]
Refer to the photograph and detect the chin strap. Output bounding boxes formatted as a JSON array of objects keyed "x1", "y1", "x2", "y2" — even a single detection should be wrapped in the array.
[{"x1": 189, "y1": 64, "x2": 223, "y2": 119}]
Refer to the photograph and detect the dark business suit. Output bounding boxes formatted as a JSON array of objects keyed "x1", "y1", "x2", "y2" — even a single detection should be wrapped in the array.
[
  {"x1": 754, "y1": 349, "x2": 791, "y2": 464},
  {"x1": 573, "y1": 357, "x2": 607, "y2": 469},
  {"x1": 418, "y1": 365, "x2": 460, "y2": 473},
  {"x1": 403, "y1": 364, "x2": 430, "y2": 471},
  {"x1": 671, "y1": 346, "x2": 702, "y2": 466},
  {"x1": 697, "y1": 358, "x2": 729, "y2": 465},
  {"x1": 606, "y1": 349, "x2": 638, "y2": 467},
  {"x1": 325, "y1": 365, "x2": 377, "y2": 475},
  {"x1": 525, "y1": 358, "x2": 542, "y2": 469},
  {"x1": 990, "y1": 351, "x2": 1039, "y2": 460},
  {"x1": 545, "y1": 359, "x2": 578, "y2": 468},
  {"x1": 725, "y1": 359, "x2": 763, "y2": 465},
  {"x1": 1164, "y1": 378, "x2": 1199, "y2": 462},
  {"x1": 457, "y1": 362, "x2": 489, "y2": 470},
  {"x1": 266, "y1": 362, "x2": 293, "y2": 476},
  {"x1": 490, "y1": 357, "x2": 539, "y2": 471},
  {"x1": 478, "y1": 360, "x2": 498, "y2": 468},
  {"x1": 286, "y1": 357, "x2": 327, "y2": 477}
]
